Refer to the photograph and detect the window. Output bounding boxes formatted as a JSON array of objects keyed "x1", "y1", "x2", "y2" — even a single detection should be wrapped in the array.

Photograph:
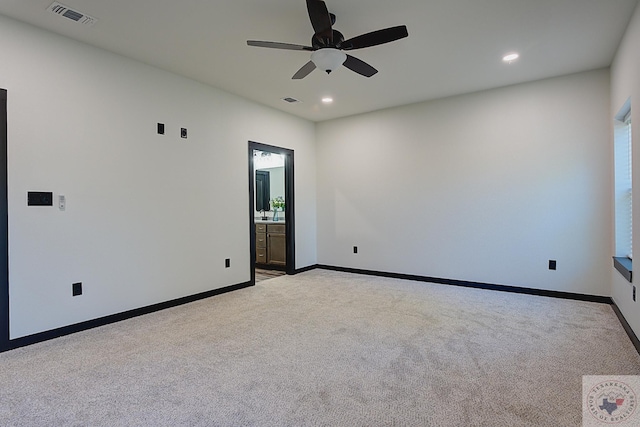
[{"x1": 614, "y1": 99, "x2": 633, "y2": 281}]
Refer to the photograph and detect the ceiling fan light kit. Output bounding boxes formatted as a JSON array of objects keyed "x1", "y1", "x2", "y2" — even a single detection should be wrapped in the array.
[
  {"x1": 247, "y1": 0, "x2": 408, "y2": 79},
  {"x1": 311, "y1": 49, "x2": 347, "y2": 74}
]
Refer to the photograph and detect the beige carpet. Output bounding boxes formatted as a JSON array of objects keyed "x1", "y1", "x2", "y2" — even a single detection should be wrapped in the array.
[{"x1": 1, "y1": 269, "x2": 639, "y2": 426}]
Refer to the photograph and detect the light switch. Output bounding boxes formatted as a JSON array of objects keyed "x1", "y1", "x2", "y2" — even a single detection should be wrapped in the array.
[{"x1": 58, "y1": 195, "x2": 66, "y2": 211}]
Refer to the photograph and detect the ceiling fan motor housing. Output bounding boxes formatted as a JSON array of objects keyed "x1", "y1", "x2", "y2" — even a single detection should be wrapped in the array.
[{"x1": 312, "y1": 29, "x2": 345, "y2": 49}]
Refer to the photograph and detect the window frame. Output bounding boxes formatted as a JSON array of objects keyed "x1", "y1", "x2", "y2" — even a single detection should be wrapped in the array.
[{"x1": 614, "y1": 99, "x2": 633, "y2": 282}]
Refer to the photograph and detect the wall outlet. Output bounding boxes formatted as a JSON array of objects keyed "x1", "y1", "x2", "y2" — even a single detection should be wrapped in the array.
[
  {"x1": 353, "y1": 246, "x2": 358, "y2": 254},
  {"x1": 157, "y1": 123, "x2": 165, "y2": 135},
  {"x1": 72, "y1": 282, "x2": 82, "y2": 296},
  {"x1": 181, "y1": 127, "x2": 187, "y2": 139},
  {"x1": 225, "y1": 258, "x2": 230, "y2": 268},
  {"x1": 549, "y1": 260, "x2": 557, "y2": 270},
  {"x1": 633, "y1": 286, "x2": 636, "y2": 302}
]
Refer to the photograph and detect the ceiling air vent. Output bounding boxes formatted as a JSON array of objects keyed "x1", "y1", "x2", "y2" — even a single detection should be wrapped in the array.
[
  {"x1": 282, "y1": 97, "x2": 301, "y2": 104},
  {"x1": 47, "y1": 2, "x2": 97, "y2": 27}
]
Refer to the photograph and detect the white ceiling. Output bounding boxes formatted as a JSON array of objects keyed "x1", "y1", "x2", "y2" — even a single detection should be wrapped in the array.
[{"x1": 0, "y1": 0, "x2": 637, "y2": 122}]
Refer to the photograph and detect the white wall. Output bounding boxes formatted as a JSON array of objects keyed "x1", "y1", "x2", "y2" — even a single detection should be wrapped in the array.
[
  {"x1": 317, "y1": 69, "x2": 612, "y2": 297},
  {"x1": 0, "y1": 15, "x2": 316, "y2": 339},
  {"x1": 611, "y1": 3, "x2": 640, "y2": 338}
]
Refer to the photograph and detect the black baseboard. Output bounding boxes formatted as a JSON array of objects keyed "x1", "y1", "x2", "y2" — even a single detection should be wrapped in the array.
[
  {"x1": 3, "y1": 281, "x2": 252, "y2": 353},
  {"x1": 294, "y1": 264, "x2": 319, "y2": 274},
  {"x1": 316, "y1": 264, "x2": 613, "y2": 304},
  {"x1": 611, "y1": 303, "x2": 640, "y2": 355}
]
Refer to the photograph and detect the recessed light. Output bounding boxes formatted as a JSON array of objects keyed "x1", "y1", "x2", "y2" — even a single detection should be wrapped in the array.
[
  {"x1": 322, "y1": 97, "x2": 334, "y2": 104},
  {"x1": 503, "y1": 53, "x2": 519, "y2": 63}
]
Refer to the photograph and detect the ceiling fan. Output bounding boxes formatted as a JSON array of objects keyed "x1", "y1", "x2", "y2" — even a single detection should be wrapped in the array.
[{"x1": 247, "y1": 0, "x2": 408, "y2": 79}]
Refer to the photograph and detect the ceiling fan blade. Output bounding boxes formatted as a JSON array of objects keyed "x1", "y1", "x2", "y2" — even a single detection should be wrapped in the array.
[
  {"x1": 340, "y1": 25, "x2": 408, "y2": 50},
  {"x1": 342, "y1": 55, "x2": 378, "y2": 77},
  {"x1": 247, "y1": 40, "x2": 314, "y2": 51},
  {"x1": 306, "y1": 0, "x2": 333, "y2": 44},
  {"x1": 343, "y1": 55, "x2": 378, "y2": 77},
  {"x1": 292, "y1": 61, "x2": 317, "y2": 79}
]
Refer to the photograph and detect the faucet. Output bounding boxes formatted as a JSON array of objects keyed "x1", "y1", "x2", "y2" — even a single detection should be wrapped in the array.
[{"x1": 260, "y1": 209, "x2": 268, "y2": 220}]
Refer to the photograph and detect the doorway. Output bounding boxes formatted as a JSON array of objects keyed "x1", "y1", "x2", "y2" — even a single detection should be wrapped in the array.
[{"x1": 248, "y1": 141, "x2": 295, "y2": 285}]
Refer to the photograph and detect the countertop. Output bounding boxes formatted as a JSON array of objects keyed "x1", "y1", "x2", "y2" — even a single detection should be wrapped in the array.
[{"x1": 255, "y1": 219, "x2": 286, "y2": 224}]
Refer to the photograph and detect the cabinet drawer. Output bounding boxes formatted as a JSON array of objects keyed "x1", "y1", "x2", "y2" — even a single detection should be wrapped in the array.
[
  {"x1": 256, "y1": 248, "x2": 267, "y2": 264},
  {"x1": 256, "y1": 223, "x2": 267, "y2": 233},
  {"x1": 267, "y1": 224, "x2": 285, "y2": 234},
  {"x1": 256, "y1": 232, "x2": 267, "y2": 248}
]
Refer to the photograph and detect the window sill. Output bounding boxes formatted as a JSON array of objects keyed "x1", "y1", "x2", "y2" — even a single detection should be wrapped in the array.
[{"x1": 614, "y1": 257, "x2": 633, "y2": 283}]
